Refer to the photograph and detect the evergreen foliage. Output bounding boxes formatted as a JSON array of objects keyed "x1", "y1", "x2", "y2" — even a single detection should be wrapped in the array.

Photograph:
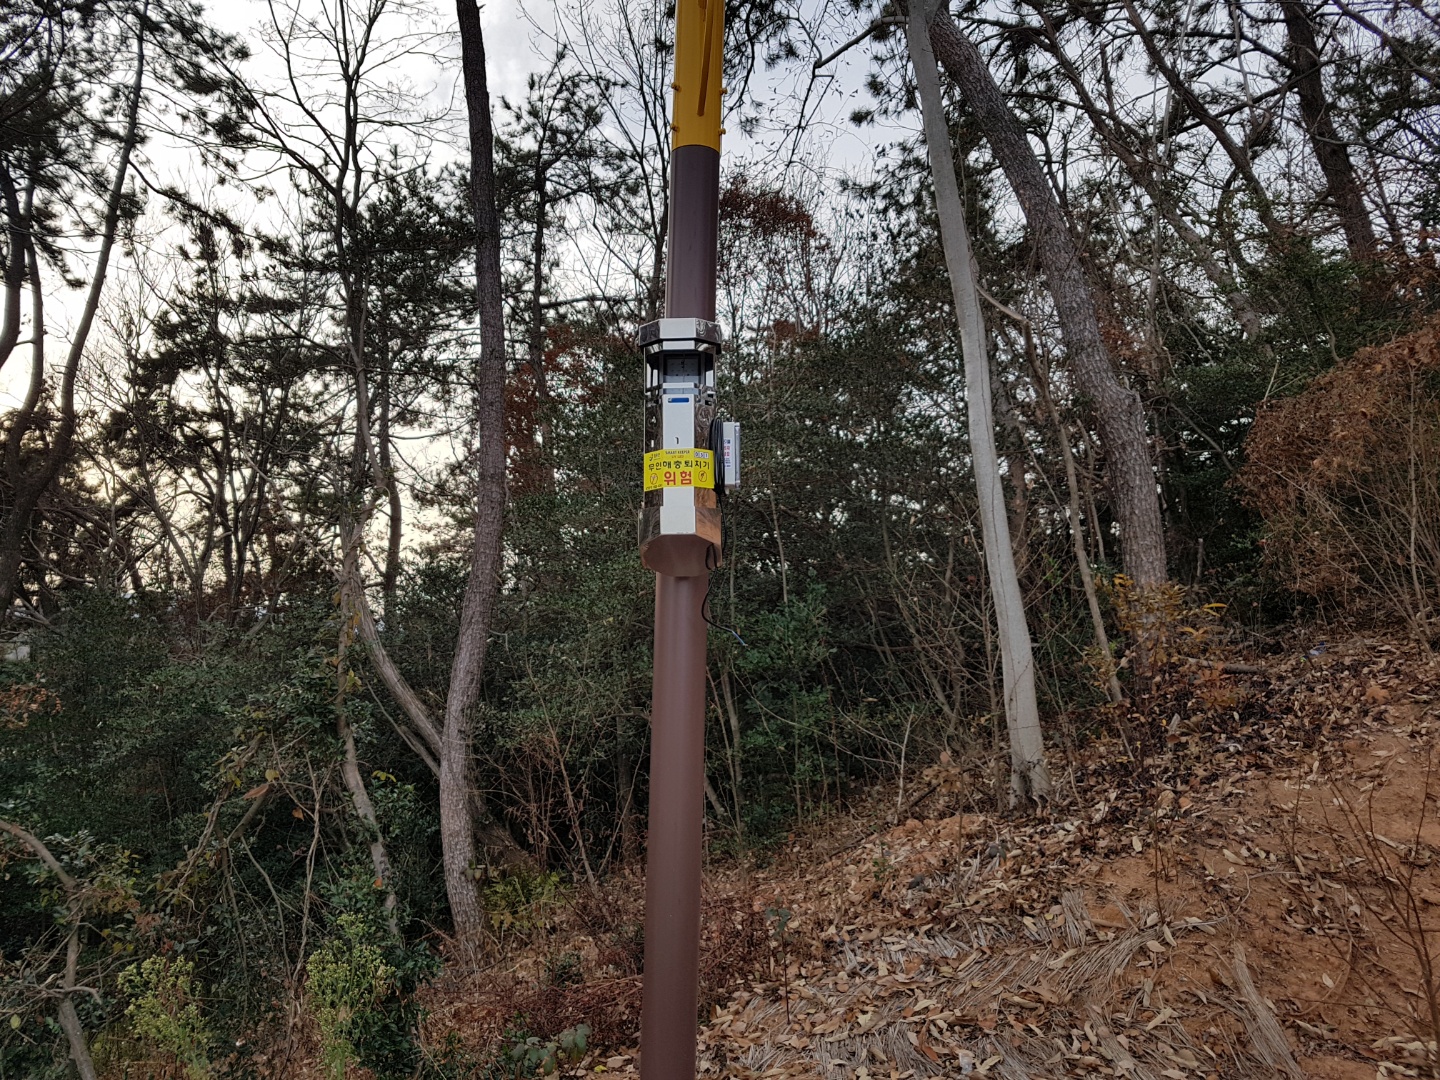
[{"x1": 1, "y1": 0, "x2": 1437, "y2": 1070}]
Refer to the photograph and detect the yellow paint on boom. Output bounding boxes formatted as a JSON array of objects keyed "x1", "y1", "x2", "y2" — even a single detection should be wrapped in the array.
[{"x1": 670, "y1": 0, "x2": 725, "y2": 150}]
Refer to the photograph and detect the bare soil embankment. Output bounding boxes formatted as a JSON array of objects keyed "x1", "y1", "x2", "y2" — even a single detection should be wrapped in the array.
[{"x1": 426, "y1": 632, "x2": 1440, "y2": 1079}]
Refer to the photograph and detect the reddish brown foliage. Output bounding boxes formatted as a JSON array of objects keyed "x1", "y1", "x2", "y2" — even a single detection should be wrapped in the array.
[
  {"x1": 0, "y1": 682, "x2": 60, "y2": 729},
  {"x1": 719, "y1": 174, "x2": 817, "y2": 242},
  {"x1": 425, "y1": 881, "x2": 765, "y2": 1061},
  {"x1": 1239, "y1": 317, "x2": 1440, "y2": 635}
]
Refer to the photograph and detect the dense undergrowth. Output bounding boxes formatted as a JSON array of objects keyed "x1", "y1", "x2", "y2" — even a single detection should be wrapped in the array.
[
  {"x1": 419, "y1": 632, "x2": 1440, "y2": 1080},
  {"x1": 3, "y1": 5, "x2": 1440, "y2": 1067},
  {"x1": 4, "y1": 311, "x2": 1440, "y2": 1077}
]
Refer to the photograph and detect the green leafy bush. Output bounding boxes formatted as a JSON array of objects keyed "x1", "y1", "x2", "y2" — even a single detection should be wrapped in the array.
[
  {"x1": 118, "y1": 955, "x2": 211, "y2": 1078},
  {"x1": 307, "y1": 913, "x2": 397, "y2": 1079},
  {"x1": 303, "y1": 892, "x2": 439, "y2": 1080},
  {"x1": 499, "y1": 1023, "x2": 590, "y2": 1078},
  {"x1": 483, "y1": 867, "x2": 566, "y2": 934}
]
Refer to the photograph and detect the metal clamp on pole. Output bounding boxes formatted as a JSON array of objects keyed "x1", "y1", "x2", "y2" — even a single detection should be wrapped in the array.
[{"x1": 638, "y1": 317, "x2": 725, "y2": 578}]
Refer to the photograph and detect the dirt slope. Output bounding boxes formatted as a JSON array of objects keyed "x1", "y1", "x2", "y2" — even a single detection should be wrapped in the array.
[{"x1": 427, "y1": 634, "x2": 1440, "y2": 1079}]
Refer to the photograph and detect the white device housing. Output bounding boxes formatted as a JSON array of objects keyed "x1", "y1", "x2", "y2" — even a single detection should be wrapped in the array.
[{"x1": 720, "y1": 421, "x2": 740, "y2": 491}]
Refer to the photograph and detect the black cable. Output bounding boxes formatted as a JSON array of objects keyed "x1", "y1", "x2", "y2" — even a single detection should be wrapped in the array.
[{"x1": 701, "y1": 487, "x2": 746, "y2": 646}]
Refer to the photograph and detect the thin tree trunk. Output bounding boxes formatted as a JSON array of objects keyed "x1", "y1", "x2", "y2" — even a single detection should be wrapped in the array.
[
  {"x1": 0, "y1": 821, "x2": 97, "y2": 1080},
  {"x1": 908, "y1": 1, "x2": 1051, "y2": 801},
  {"x1": 1026, "y1": 340, "x2": 1125, "y2": 703},
  {"x1": 452, "y1": 0, "x2": 511, "y2": 949},
  {"x1": 336, "y1": 569, "x2": 401, "y2": 936},
  {"x1": 527, "y1": 191, "x2": 558, "y2": 493},
  {"x1": 1280, "y1": 0, "x2": 1378, "y2": 262},
  {"x1": 338, "y1": 512, "x2": 526, "y2": 870},
  {"x1": 1072, "y1": 434, "x2": 1104, "y2": 566},
  {"x1": 377, "y1": 343, "x2": 403, "y2": 611},
  {"x1": 0, "y1": 19, "x2": 145, "y2": 609},
  {"x1": 57, "y1": 924, "x2": 98, "y2": 1080},
  {"x1": 991, "y1": 357, "x2": 1032, "y2": 574},
  {"x1": 337, "y1": 710, "x2": 401, "y2": 936},
  {"x1": 337, "y1": 520, "x2": 441, "y2": 758},
  {"x1": 927, "y1": 7, "x2": 1167, "y2": 588},
  {"x1": 719, "y1": 666, "x2": 744, "y2": 824},
  {"x1": 0, "y1": 168, "x2": 32, "y2": 373},
  {"x1": 616, "y1": 718, "x2": 636, "y2": 863},
  {"x1": 646, "y1": 202, "x2": 668, "y2": 323}
]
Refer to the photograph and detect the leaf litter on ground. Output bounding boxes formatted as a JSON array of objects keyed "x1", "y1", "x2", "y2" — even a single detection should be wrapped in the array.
[{"x1": 421, "y1": 631, "x2": 1440, "y2": 1080}]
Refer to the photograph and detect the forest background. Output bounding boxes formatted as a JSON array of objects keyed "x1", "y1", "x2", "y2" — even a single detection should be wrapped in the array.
[{"x1": 1, "y1": 0, "x2": 1438, "y2": 1075}]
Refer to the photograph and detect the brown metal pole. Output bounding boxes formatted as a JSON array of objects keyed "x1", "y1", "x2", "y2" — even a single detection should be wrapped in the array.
[
  {"x1": 639, "y1": 138, "x2": 721, "y2": 1080},
  {"x1": 663, "y1": 147, "x2": 719, "y2": 319},
  {"x1": 641, "y1": 573, "x2": 708, "y2": 1079},
  {"x1": 640, "y1": 3, "x2": 725, "y2": 1077}
]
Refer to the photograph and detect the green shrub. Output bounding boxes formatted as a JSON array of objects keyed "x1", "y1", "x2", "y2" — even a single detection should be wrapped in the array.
[
  {"x1": 303, "y1": 898, "x2": 438, "y2": 1080},
  {"x1": 542, "y1": 950, "x2": 583, "y2": 988},
  {"x1": 306, "y1": 913, "x2": 397, "y2": 1080},
  {"x1": 482, "y1": 867, "x2": 565, "y2": 934},
  {"x1": 499, "y1": 1024, "x2": 590, "y2": 1078},
  {"x1": 118, "y1": 955, "x2": 211, "y2": 1079}
]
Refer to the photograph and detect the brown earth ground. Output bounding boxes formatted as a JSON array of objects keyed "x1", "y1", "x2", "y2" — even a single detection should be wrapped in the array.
[{"x1": 418, "y1": 632, "x2": 1439, "y2": 1080}]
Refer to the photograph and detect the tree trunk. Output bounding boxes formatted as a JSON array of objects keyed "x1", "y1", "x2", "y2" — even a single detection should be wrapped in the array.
[
  {"x1": 452, "y1": 0, "x2": 511, "y2": 949},
  {"x1": 0, "y1": 821, "x2": 97, "y2": 1080},
  {"x1": 377, "y1": 342, "x2": 403, "y2": 611},
  {"x1": 57, "y1": 925, "x2": 99, "y2": 1080},
  {"x1": 335, "y1": 563, "x2": 401, "y2": 936},
  {"x1": 1025, "y1": 337, "x2": 1125, "y2": 704},
  {"x1": 337, "y1": 525, "x2": 523, "y2": 867},
  {"x1": 527, "y1": 191, "x2": 558, "y2": 493},
  {"x1": 337, "y1": 710, "x2": 401, "y2": 936},
  {"x1": 927, "y1": 7, "x2": 1167, "y2": 588},
  {"x1": 0, "y1": 20, "x2": 145, "y2": 610},
  {"x1": 991, "y1": 357, "x2": 1033, "y2": 575},
  {"x1": 0, "y1": 168, "x2": 32, "y2": 373},
  {"x1": 338, "y1": 517, "x2": 442, "y2": 756},
  {"x1": 616, "y1": 720, "x2": 636, "y2": 863},
  {"x1": 908, "y1": 1, "x2": 1051, "y2": 801},
  {"x1": 1280, "y1": 0, "x2": 1378, "y2": 262},
  {"x1": 56, "y1": 1001, "x2": 97, "y2": 1080}
]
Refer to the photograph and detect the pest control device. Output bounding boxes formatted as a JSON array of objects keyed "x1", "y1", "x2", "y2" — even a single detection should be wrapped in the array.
[{"x1": 637, "y1": 317, "x2": 738, "y2": 576}]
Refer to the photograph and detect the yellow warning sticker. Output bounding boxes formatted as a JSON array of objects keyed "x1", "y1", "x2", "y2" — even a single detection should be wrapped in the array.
[{"x1": 644, "y1": 448, "x2": 715, "y2": 492}]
